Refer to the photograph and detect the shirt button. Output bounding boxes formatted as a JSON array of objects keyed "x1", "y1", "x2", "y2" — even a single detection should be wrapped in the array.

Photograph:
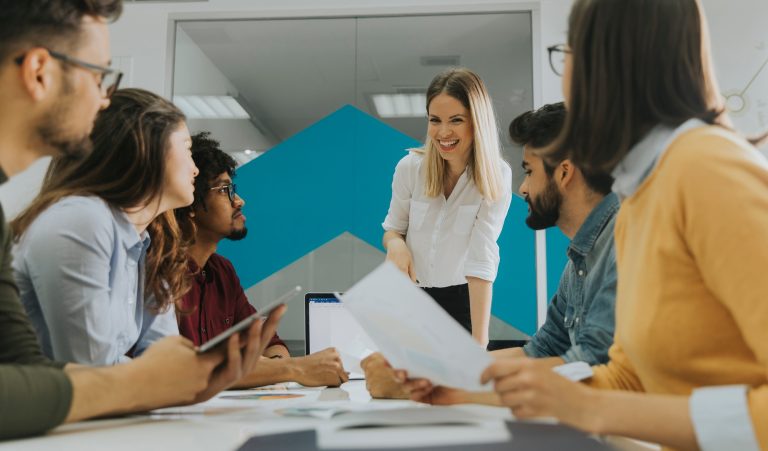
[{"x1": 578, "y1": 270, "x2": 585, "y2": 277}]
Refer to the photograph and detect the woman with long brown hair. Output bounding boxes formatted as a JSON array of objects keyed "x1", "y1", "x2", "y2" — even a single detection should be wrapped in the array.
[
  {"x1": 11, "y1": 88, "x2": 199, "y2": 365},
  {"x1": 481, "y1": 0, "x2": 767, "y2": 449}
]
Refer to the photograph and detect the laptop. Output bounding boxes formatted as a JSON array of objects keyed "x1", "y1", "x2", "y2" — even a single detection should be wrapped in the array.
[{"x1": 304, "y1": 292, "x2": 377, "y2": 380}]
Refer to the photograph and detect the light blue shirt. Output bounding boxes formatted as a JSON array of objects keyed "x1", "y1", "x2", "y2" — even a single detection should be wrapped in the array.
[
  {"x1": 612, "y1": 119, "x2": 760, "y2": 451},
  {"x1": 13, "y1": 196, "x2": 178, "y2": 366}
]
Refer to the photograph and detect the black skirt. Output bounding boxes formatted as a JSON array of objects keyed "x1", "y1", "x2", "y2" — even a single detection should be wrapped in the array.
[{"x1": 423, "y1": 283, "x2": 471, "y2": 333}]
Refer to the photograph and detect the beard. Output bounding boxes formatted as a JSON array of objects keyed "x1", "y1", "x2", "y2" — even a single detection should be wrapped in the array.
[
  {"x1": 227, "y1": 226, "x2": 248, "y2": 241},
  {"x1": 524, "y1": 179, "x2": 562, "y2": 230},
  {"x1": 35, "y1": 72, "x2": 92, "y2": 159}
]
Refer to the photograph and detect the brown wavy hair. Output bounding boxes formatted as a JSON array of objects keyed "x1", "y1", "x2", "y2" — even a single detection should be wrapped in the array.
[{"x1": 12, "y1": 88, "x2": 191, "y2": 312}]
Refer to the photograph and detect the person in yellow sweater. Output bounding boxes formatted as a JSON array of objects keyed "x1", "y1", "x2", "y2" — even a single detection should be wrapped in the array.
[{"x1": 479, "y1": 0, "x2": 768, "y2": 450}]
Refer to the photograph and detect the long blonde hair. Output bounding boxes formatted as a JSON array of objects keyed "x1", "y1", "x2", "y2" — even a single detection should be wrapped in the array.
[{"x1": 423, "y1": 68, "x2": 505, "y2": 201}]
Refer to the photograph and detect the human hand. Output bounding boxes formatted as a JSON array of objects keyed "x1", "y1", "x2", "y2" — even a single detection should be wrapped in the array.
[
  {"x1": 194, "y1": 305, "x2": 286, "y2": 403},
  {"x1": 131, "y1": 335, "x2": 223, "y2": 409},
  {"x1": 480, "y1": 357, "x2": 596, "y2": 429},
  {"x1": 291, "y1": 347, "x2": 348, "y2": 387},
  {"x1": 360, "y1": 352, "x2": 410, "y2": 399},
  {"x1": 385, "y1": 239, "x2": 417, "y2": 282}
]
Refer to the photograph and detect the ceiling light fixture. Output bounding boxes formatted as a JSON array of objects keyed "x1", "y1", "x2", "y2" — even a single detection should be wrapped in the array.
[
  {"x1": 372, "y1": 93, "x2": 426, "y2": 118},
  {"x1": 173, "y1": 95, "x2": 250, "y2": 119}
]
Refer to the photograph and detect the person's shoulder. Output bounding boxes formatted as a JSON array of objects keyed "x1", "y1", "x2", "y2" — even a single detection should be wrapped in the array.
[
  {"x1": 32, "y1": 195, "x2": 112, "y2": 231},
  {"x1": 665, "y1": 125, "x2": 763, "y2": 170}
]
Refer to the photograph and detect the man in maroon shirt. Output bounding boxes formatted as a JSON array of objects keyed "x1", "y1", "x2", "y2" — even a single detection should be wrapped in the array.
[{"x1": 176, "y1": 132, "x2": 348, "y2": 388}]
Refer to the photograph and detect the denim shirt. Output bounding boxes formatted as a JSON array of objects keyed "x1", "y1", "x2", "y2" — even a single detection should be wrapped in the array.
[{"x1": 523, "y1": 193, "x2": 619, "y2": 365}]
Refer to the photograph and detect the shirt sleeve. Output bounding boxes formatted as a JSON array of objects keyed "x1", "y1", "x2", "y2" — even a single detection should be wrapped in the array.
[
  {"x1": 524, "y1": 285, "x2": 572, "y2": 358},
  {"x1": 690, "y1": 385, "x2": 760, "y2": 451},
  {"x1": 0, "y1": 364, "x2": 72, "y2": 439},
  {"x1": 0, "y1": 205, "x2": 72, "y2": 439},
  {"x1": 16, "y1": 199, "x2": 122, "y2": 365},
  {"x1": 133, "y1": 303, "x2": 179, "y2": 358},
  {"x1": 561, "y1": 246, "x2": 617, "y2": 365},
  {"x1": 0, "y1": 215, "x2": 59, "y2": 367},
  {"x1": 230, "y1": 262, "x2": 287, "y2": 352},
  {"x1": 382, "y1": 154, "x2": 417, "y2": 234},
  {"x1": 464, "y1": 163, "x2": 513, "y2": 282},
  {"x1": 587, "y1": 341, "x2": 645, "y2": 392},
  {"x1": 676, "y1": 134, "x2": 768, "y2": 448}
]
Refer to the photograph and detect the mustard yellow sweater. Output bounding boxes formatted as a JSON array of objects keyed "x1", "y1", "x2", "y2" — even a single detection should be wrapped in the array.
[{"x1": 589, "y1": 126, "x2": 768, "y2": 448}]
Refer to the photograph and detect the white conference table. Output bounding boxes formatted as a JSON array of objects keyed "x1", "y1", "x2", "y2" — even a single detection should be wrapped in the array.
[{"x1": 0, "y1": 381, "x2": 659, "y2": 451}]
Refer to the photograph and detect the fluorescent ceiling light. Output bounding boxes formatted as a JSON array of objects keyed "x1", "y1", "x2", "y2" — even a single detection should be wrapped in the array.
[
  {"x1": 372, "y1": 93, "x2": 426, "y2": 118},
  {"x1": 173, "y1": 95, "x2": 250, "y2": 119}
]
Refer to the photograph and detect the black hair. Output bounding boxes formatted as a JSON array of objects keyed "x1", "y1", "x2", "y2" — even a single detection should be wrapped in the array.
[
  {"x1": 189, "y1": 131, "x2": 238, "y2": 211},
  {"x1": 510, "y1": 102, "x2": 613, "y2": 195}
]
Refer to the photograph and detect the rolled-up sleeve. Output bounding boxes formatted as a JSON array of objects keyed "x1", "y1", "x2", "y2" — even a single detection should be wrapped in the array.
[
  {"x1": 464, "y1": 163, "x2": 512, "y2": 282},
  {"x1": 382, "y1": 154, "x2": 417, "y2": 234},
  {"x1": 690, "y1": 385, "x2": 760, "y2": 451},
  {"x1": 17, "y1": 199, "x2": 119, "y2": 365}
]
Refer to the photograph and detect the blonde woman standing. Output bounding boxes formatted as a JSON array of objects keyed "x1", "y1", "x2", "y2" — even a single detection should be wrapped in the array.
[{"x1": 383, "y1": 68, "x2": 512, "y2": 346}]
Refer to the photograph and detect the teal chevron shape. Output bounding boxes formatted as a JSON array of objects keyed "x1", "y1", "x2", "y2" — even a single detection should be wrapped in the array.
[{"x1": 218, "y1": 104, "x2": 568, "y2": 335}]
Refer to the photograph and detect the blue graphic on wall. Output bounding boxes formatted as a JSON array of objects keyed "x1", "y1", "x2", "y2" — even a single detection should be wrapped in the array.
[{"x1": 219, "y1": 105, "x2": 568, "y2": 335}]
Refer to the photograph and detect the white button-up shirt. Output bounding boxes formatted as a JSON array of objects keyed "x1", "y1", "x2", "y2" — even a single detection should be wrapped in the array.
[{"x1": 382, "y1": 150, "x2": 512, "y2": 288}]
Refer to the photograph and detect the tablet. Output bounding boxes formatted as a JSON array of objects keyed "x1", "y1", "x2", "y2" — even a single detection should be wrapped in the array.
[{"x1": 197, "y1": 285, "x2": 302, "y2": 353}]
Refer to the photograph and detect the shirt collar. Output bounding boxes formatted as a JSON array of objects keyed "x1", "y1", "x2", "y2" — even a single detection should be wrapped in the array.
[
  {"x1": 568, "y1": 192, "x2": 620, "y2": 258},
  {"x1": 111, "y1": 205, "x2": 150, "y2": 251},
  {"x1": 611, "y1": 118, "x2": 707, "y2": 200}
]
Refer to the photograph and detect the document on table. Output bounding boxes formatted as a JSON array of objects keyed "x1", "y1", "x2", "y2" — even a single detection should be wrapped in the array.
[
  {"x1": 337, "y1": 262, "x2": 492, "y2": 391},
  {"x1": 316, "y1": 406, "x2": 511, "y2": 449}
]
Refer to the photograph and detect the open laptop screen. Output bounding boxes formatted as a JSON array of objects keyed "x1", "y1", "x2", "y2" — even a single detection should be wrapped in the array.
[{"x1": 304, "y1": 293, "x2": 376, "y2": 379}]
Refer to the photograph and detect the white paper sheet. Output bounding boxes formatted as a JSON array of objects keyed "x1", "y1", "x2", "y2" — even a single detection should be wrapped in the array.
[
  {"x1": 316, "y1": 406, "x2": 511, "y2": 449},
  {"x1": 338, "y1": 262, "x2": 493, "y2": 391}
]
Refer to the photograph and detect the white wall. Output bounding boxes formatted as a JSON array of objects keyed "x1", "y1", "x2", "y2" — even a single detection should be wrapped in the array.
[{"x1": 110, "y1": 0, "x2": 567, "y2": 104}]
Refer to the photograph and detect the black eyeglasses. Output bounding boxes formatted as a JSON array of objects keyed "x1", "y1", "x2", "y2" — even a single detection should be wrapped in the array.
[
  {"x1": 14, "y1": 48, "x2": 123, "y2": 98},
  {"x1": 546, "y1": 44, "x2": 571, "y2": 77},
  {"x1": 209, "y1": 183, "x2": 237, "y2": 203}
]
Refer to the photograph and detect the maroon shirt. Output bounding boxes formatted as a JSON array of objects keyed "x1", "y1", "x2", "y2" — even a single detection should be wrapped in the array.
[{"x1": 178, "y1": 253, "x2": 285, "y2": 349}]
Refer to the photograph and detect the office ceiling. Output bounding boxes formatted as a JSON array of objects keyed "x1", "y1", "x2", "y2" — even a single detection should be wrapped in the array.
[{"x1": 176, "y1": 12, "x2": 533, "y2": 173}]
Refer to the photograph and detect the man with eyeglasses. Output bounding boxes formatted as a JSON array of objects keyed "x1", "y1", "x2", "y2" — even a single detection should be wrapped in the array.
[
  {"x1": 175, "y1": 132, "x2": 349, "y2": 388},
  {"x1": 0, "y1": 0, "x2": 281, "y2": 439}
]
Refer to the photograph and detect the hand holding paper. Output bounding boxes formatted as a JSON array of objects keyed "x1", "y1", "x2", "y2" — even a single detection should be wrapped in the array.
[{"x1": 338, "y1": 262, "x2": 492, "y2": 391}]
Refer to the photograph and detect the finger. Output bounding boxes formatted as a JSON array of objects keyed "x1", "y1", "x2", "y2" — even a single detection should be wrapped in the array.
[
  {"x1": 407, "y1": 263, "x2": 417, "y2": 283},
  {"x1": 393, "y1": 369, "x2": 408, "y2": 383},
  {"x1": 403, "y1": 378, "x2": 431, "y2": 392},
  {"x1": 480, "y1": 359, "x2": 525, "y2": 384}
]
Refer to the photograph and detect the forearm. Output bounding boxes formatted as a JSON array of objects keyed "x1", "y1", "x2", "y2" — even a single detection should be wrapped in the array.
[
  {"x1": 64, "y1": 364, "x2": 143, "y2": 423},
  {"x1": 467, "y1": 277, "x2": 491, "y2": 346},
  {"x1": 490, "y1": 347, "x2": 526, "y2": 359},
  {"x1": 583, "y1": 389, "x2": 697, "y2": 450},
  {"x1": 263, "y1": 344, "x2": 289, "y2": 358},
  {"x1": 382, "y1": 230, "x2": 405, "y2": 249},
  {"x1": 231, "y1": 356, "x2": 295, "y2": 388}
]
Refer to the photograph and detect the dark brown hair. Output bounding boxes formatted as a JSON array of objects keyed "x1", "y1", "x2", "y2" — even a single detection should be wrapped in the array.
[
  {"x1": 0, "y1": 0, "x2": 122, "y2": 63},
  {"x1": 510, "y1": 102, "x2": 613, "y2": 195},
  {"x1": 12, "y1": 88, "x2": 190, "y2": 311},
  {"x1": 551, "y1": 0, "x2": 726, "y2": 174}
]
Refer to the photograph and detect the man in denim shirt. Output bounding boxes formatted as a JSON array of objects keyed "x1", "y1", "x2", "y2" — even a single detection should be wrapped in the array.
[{"x1": 492, "y1": 102, "x2": 618, "y2": 367}]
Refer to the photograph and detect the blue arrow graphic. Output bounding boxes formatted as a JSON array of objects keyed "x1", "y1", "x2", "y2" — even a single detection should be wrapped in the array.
[{"x1": 219, "y1": 105, "x2": 568, "y2": 335}]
